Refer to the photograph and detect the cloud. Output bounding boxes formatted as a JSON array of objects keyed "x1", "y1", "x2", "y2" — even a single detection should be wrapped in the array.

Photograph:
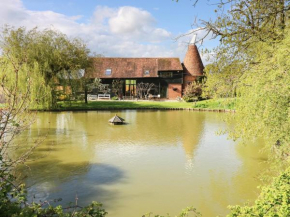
[
  {"x1": 0, "y1": 0, "x2": 27, "y2": 23},
  {"x1": 109, "y1": 6, "x2": 155, "y2": 34},
  {"x1": 0, "y1": 0, "x2": 200, "y2": 61},
  {"x1": 92, "y1": 6, "x2": 115, "y2": 25}
]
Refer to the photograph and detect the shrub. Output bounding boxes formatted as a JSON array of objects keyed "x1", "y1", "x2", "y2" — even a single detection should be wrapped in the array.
[
  {"x1": 111, "y1": 96, "x2": 119, "y2": 100},
  {"x1": 183, "y1": 82, "x2": 203, "y2": 102}
]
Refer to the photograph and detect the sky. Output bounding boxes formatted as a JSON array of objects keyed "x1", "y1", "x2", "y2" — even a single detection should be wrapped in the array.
[{"x1": 0, "y1": 0, "x2": 220, "y2": 62}]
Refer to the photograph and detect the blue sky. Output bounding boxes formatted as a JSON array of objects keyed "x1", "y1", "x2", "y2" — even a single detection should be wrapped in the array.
[{"x1": 1, "y1": 0, "x2": 220, "y2": 62}]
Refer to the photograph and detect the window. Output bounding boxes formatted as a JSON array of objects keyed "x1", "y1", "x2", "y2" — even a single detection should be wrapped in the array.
[
  {"x1": 105, "y1": 68, "x2": 112, "y2": 75},
  {"x1": 125, "y1": 80, "x2": 136, "y2": 97},
  {"x1": 159, "y1": 72, "x2": 173, "y2": 78},
  {"x1": 144, "y1": 70, "x2": 150, "y2": 75},
  {"x1": 125, "y1": 80, "x2": 136, "y2": 85}
]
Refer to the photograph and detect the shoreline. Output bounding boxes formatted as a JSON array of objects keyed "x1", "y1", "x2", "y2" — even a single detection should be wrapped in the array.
[{"x1": 37, "y1": 107, "x2": 236, "y2": 113}]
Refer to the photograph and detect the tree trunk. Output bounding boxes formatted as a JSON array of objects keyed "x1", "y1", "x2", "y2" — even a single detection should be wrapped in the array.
[{"x1": 84, "y1": 86, "x2": 88, "y2": 104}]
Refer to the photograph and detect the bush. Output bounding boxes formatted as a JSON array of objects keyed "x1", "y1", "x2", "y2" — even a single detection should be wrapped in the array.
[
  {"x1": 111, "y1": 96, "x2": 119, "y2": 100},
  {"x1": 182, "y1": 95, "x2": 195, "y2": 102},
  {"x1": 183, "y1": 82, "x2": 202, "y2": 102}
]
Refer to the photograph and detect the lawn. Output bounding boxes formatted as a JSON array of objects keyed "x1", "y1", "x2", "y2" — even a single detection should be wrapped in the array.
[
  {"x1": 52, "y1": 98, "x2": 237, "y2": 111},
  {"x1": 192, "y1": 98, "x2": 237, "y2": 110}
]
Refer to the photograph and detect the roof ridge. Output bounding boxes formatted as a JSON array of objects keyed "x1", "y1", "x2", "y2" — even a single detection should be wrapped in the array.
[{"x1": 91, "y1": 57, "x2": 180, "y2": 59}]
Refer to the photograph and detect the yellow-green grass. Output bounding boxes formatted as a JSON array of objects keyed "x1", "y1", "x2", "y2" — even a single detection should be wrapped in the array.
[
  {"x1": 50, "y1": 98, "x2": 237, "y2": 111},
  {"x1": 0, "y1": 98, "x2": 237, "y2": 111},
  {"x1": 192, "y1": 98, "x2": 237, "y2": 110}
]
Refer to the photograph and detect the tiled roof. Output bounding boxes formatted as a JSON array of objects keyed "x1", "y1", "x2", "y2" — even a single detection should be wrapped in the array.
[
  {"x1": 183, "y1": 44, "x2": 204, "y2": 76},
  {"x1": 108, "y1": 115, "x2": 125, "y2": 123},
  {"x1": 87, "y1": 57, "x2": 183, "y2": 78}
]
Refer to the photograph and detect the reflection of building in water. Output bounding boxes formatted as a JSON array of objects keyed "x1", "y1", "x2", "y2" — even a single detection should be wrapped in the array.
[{"x1": 182, "y1": 113, "x2": 205, "y2": 160}]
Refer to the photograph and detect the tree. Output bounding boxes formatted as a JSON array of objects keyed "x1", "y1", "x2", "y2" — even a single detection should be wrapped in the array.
[
  {"x1": 180, "y1": 0, "x2": 290, "y2": 214},
  {"x1": 180, "y1": 0, "x2": 289, "y2": 46},
  {"x1": 187, "y1": 0, "x2": 290, "y2": 167},
  {"x1": 203, "y1": 58, "x2": 244, "y2": 99},
  {"x1": 0, "y1": 26, "x2": 107, "y2": 216},
  {"x1": 0, "y1": 26, "x2": 90, "y2": 109},
  {"x1": 136, "y1": 82, "x2": 156, "y2": 99},
  {"x1": 183, "y1": 81, "x2": 203, "y2": 102},
  {"x1": 112, "y1": 79, "x2": 124, "y2": 99},
  {"x1": 230, "y1": 33, "x2": 290, "y2": 168},
  {"x1": 87, "y1": 78, "x2": 110, "y2": 94}
]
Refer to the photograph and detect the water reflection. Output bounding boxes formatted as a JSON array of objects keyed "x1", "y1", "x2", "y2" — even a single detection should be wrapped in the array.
[
  {"x1": 25, "y1": 162, "x2": 125, "y2": 208},
  {"x1": 16, "y1": 111, "x2": 267, "y2": 217},
  {"x1": 181, "y1": 112, "x2": 205, "y2": 159}
]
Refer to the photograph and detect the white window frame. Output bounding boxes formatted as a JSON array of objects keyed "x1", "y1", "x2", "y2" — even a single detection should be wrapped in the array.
[{"x1": 105, "y1": 68, "x2": 112, "y2": 75}]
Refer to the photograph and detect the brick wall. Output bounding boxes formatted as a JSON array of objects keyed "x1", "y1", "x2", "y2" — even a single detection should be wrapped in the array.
[
  {"x1": 183, "y1": 45, "x2": 204, "y2": 76},
  {"x1": 167, "y1": 84, "x2": 182, "y2": 99},
  {"x1": 182, "y1": 74, "x2": 196, "y2": 91}
]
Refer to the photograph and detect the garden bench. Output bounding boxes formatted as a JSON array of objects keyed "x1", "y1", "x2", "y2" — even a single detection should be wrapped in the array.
[
  {"x1": 87, "y1": 94, "x2": 98, "y2": 101},
  {"x1": 98, "y1": 94, "x2": 111, "y2": 100}
]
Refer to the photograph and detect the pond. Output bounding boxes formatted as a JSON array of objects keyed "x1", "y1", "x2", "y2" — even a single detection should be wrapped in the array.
[{"x1": 18, "y1": 110, "x2": 267, "y2": 217}]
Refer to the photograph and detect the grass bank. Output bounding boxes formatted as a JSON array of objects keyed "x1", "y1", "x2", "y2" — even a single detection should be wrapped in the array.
[
  {"x1": 51, "y1": 98, "x2": 237, "y2": 111},
  {"x1": 192, "y1": 98, "x2": 237, "y2": 110}
]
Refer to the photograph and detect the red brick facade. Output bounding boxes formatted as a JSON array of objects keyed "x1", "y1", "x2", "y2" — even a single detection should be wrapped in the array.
[
  {"x1": 183, "y1": 45, "x2": 204, "y2": 77},
  {"x1": 182, "y1": 74, "x2": 196, "y2": 90},
  {"x1": 182, "y1": 44, "x2": 204, "y2": 93},
  {"x1": 87, "y1": 42, "x2": 204, "y2": 99},
  {"x1": 167, "y1": 84, "x2": 182, "y2": 99}
]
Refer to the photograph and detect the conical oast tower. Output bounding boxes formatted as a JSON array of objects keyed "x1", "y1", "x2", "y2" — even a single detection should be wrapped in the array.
[{"x1": 182, "y1": 35, "x2": 204, "y2": 90}]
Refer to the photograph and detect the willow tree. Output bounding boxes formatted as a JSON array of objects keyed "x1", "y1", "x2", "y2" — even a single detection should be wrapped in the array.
[
  {"x1": 185, "y1": 0, "x2": 290, "y2": 214},
  {"x1": 0, "y1": 27, "x2": 108, "y2": 217},
  {"x1": 0, "y1": 26, "x2": 90, "y2": 109},
  {"x1": 190, "y1": 0, "x2": 290, "y2": 167}
]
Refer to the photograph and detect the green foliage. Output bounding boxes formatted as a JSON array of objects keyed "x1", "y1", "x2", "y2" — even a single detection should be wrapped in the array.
[
  {"x1": 182, "y1": 95, "x2": 194, "y2": 103},
  {"x1": 57, "y1": 100, "x2": 197, "y2": 110},
  {"x1": 144, "y1": 206, "x2": 201, "y2": 217},
  {"x1": 202, "y1": 0, "x2": 288, "y2": 50},
  {"x1": 183, "y1": 82, "x2": 203, "y2": 102},
  {"x1": 201, "y1": 0, "x2": 290, "y2": 100},
  {"x1": 87, "y1": 78, "x2": 110, "y2": 95},
  {"x1": 111, "y1": 96, "x2": 119, "y2": 100},
  {"x1": 198, "y1": 2, "x2": 290, "y2": 214},
  {"x1": 0, "y1": 26, "x2": 106, "y2": 216},
  {"x1": 0, "y1": 58, "x2": 51, "y2": 109},
  {"x1": 112, "y1": 79, "x2": 124, "y2": 98},
  {"x1": 87, "y1": 78, "x2": 102, "y2": 92},
  {"x1": 193, "y1": 98, "x2": 236, "y2": 110},
  {"x1": 227, "y1": 167, "x2": 290, "y2": 217},
  {"x1": 203, "y1": 57, "x2": 243, "y2": 99},
  {"x1": 230, "y1": 33, "x2": 290, "y2": 169},
  {"x1": 201, "y1": 0, "x2": 290, "y2": 169},
  {"x1": 0, "y1": 26, "x2": 90, "y2": 109}
]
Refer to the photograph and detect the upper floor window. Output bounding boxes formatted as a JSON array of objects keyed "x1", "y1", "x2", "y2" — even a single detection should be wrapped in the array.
[
  {"x1": 105, "y1": 68, "x2": 112, "y2": 75},
  {"x1": 159, "y1": 72, "x2": 173, "y2": 78},
  {"x1": 144, "y1": 70, "x2": 150, "y2": 75}
]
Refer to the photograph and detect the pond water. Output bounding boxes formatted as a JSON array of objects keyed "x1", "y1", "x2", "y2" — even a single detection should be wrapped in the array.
[{"x1": 18, "y1": 111, "x2": 267, "y2": 217}]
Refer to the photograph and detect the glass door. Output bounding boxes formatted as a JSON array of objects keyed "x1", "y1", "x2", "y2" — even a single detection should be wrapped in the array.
[{"x1": 125, "y1": 80, "x2": 136, "y2": 97}]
